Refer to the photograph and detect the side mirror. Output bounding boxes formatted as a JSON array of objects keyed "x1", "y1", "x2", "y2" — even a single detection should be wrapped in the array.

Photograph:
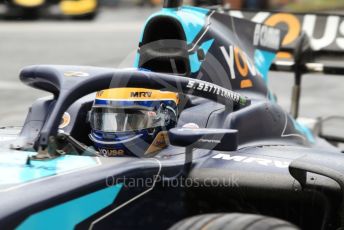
[
  {"x1": 166, "y1": 128, "x2": 238, "y2": 178},
  {"x1": 320, "y1": 116, "x2": 344, "y2": 143},
  {"x1": 168, "y1": 128, "x2": 238, "y2": 151}
]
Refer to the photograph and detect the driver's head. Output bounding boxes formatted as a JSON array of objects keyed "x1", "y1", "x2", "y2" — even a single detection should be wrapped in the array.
[{"x1": 89, "y1": 88, "x2": 179, "y2": 157}]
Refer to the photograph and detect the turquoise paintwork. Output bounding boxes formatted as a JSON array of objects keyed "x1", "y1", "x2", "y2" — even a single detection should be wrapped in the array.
[
  {"x1": 133, "y1": 53, "x2": 140, "y2": 68},
  {"x1": 139, "y1": 6, "x2": 209, "y2": 44},
  {"x1": 0, "y1": 151, "x2": 98, "y2": 187},
  {"x1": 254, "y1": 49, "x2": 276, "y2": 84},
  {"x1": 17, "y1": 184, "x2": 123, "y2": 230},
  {"x1": 292, "y1": 119, "x2": 316, "y2": 143},
  {"x1": 189, "y1": 39, "x2": 214, "y2": 73}
]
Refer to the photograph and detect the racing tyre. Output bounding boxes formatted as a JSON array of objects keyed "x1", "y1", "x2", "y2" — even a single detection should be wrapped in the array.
[{"x1": 168, "y1": 213, "x2": 299, "y2": 230}]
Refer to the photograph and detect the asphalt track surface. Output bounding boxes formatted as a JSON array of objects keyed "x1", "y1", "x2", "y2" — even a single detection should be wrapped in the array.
[{"x1": 0, "y1": 7, "x2": 343, "y2": 127}]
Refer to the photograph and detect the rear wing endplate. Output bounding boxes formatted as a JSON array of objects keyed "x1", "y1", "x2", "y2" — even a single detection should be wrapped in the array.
[
  {"x1": 224, "y1": 10, "x2": 344, "y2": 76},
  {"x1": 219, "y1": 9, "x2": 344, "y2": 118}
]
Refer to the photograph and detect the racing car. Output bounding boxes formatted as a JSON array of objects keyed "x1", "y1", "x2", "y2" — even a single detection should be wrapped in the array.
[
  {"x1": 1, "y1": 0, "x2": 344, "y2": 229},
  {"x1": 1, "y1": 0, "x2": 98, "y2": 19}
]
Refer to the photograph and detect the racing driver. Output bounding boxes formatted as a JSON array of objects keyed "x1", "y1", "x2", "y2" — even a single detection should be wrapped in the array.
[{"x1": 88, "y1": 88, "x2": 179, "y2": 157}]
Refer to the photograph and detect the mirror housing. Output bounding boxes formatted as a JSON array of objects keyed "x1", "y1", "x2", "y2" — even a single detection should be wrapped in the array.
[
  {"x1": 167, "y1": 128, "x2": 238, "y2": 177},
  {"x1": 168, "y1": 128, "x2": 238, "y2": 151}
]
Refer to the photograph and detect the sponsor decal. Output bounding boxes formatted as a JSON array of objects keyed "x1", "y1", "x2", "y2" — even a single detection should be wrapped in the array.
[
  {"x1": 229, "y1": 11, "x2": 344, "y2": 52},
  {"x1": 64, "y1": 71, "x2": 90, "y2": 77},
  {"x1": 130, "y1": 92, "x2": 152, "y2": 98},
  {"x1": 220, "y1": 45, "x2": 256, "y2": 88},
  {"x1": 59, "y1": 112, "x2": 71, "y2": 129},
  {"x1": 99, "y1": 148, "x2": 125, "y2": 157},
  {"x1": 253, "y1": 24, "x2": 281, "y2": 50},
  {"x1": 212, "y1": 153, "x2": 290, "y2": 168},
  {"x1": 186, "y1": 79, "x2": 242, "y2": 103},
  {"x1": 145, "y1": 131, "x2": 169, "y2": 155},
  {"x1": 199, "y1": 139, "x2": 221, "y2": 144}
]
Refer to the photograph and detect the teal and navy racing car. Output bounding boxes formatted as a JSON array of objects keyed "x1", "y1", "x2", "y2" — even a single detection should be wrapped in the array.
[{"x1": 1, "y1": 0, "x2": 344, "y2": 229}]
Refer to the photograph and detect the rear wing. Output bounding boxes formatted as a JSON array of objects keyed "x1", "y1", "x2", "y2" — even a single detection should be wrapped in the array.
[
  {"x1": 216, "y1": 9, "x2": 344, "y2": 118},
  {"x1": 224, "y1": 10, "x2": 344, "y2": 75}
]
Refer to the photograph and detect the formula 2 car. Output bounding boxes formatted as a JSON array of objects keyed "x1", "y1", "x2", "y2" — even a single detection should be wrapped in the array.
[
  {"x1": 1, "y1": 0, "x2": 98, "y2": 19},
  {"x1": 1, "y1": 0, "x2": 344, "y2": 229}
]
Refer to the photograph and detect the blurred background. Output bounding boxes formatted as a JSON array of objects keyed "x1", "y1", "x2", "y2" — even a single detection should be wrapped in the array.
[{"x1": 0, "y1": 0, "x2": 343, "y2": 127}]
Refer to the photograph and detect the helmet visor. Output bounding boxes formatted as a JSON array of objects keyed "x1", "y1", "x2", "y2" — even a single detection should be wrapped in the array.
[{"x1": 90, "y1": 108, "x2": 165, "y2": 132}]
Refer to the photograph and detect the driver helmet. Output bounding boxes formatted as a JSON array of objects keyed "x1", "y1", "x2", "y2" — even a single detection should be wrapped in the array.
[{"x1": 89, "y1": 88, "x2": 179, "y2": 157}]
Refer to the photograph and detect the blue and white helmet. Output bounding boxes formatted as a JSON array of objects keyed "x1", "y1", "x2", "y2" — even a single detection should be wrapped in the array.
[{"x1": 89, "y1": 88, "x2": 179, "y2": 157}]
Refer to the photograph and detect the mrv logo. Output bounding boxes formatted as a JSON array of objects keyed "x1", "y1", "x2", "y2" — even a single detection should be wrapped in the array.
[
  {"x1": 229, "y1": 11, "x2": 344, "y2": 51},
  {"x1": 131, "y1": 92, "x2": 152, "y2": 98},
  {"x1": 212, "y1": 153, "x2": 290, "y2": 168}
]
